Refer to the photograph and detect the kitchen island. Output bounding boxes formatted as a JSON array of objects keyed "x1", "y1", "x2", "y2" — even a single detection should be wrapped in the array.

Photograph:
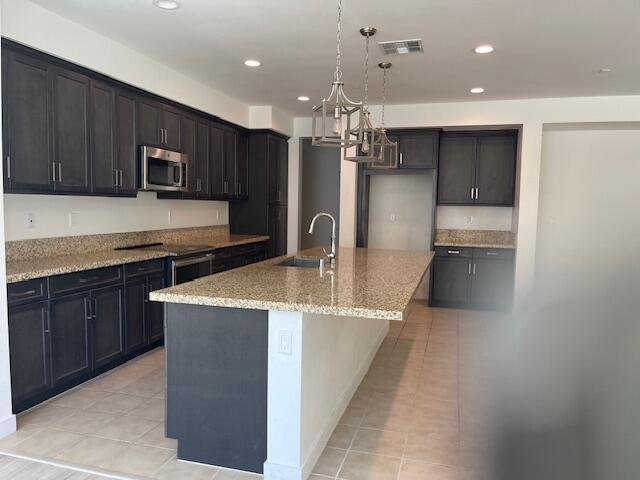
[{"x1": 150, "y1": 246, "x2": 434, "y2": 480}]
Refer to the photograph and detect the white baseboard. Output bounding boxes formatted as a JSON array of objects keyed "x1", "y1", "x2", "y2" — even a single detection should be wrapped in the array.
[
  {"x1": 263, "y1": 460, "x2": 301, "y2": 480},
  {"x1": 0, "y1": 414, "x2": 16, "y2": 439}
]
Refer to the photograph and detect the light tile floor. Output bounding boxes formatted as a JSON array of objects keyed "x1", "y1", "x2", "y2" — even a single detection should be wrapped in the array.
[{"x1": 0, "y1": 301, "x2": 493, "y2": 480}]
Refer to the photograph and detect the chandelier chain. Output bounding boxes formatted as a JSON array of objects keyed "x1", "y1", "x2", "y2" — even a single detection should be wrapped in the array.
[
  {"x1": 334, "y1": 0, "x2": 343, "y2": 82},
  {"x1": 363, "y1": 33, "x2": 370, "y2": 110},
  {"x1": 381, "y1": 67, "x2": 388, "y2": 127}
]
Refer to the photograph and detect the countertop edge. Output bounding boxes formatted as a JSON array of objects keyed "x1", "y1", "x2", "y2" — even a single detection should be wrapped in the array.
[{"x1": 433, "y1": 242, "x2": 516, "y2": 249}]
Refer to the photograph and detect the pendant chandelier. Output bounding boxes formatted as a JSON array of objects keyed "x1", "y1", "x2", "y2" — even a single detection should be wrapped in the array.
[
  {"x1": 343, "y1": 27, "x2": 384, "y2": 163},
  {"x1": 311, "y1": 0, "x2": 364, "y2": 148},
  {"x1": 369, "y1": 62, "x2": 398, "y2": 169}
]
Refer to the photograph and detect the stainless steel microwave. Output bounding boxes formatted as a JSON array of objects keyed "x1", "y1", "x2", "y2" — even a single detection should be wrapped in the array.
[{"x1": 138, "y1": 146, "x2": 187, "y2": 192}]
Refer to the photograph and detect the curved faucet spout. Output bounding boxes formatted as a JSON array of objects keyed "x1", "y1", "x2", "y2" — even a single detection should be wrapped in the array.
[{"x1": 308, "y1": 212, "x2": 337, "y2": 264}]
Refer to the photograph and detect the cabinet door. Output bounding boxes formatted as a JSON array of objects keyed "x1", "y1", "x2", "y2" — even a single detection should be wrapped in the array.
[
  {"x1": 137, "y1": 99, "x2": 161, "y2": 147},
  {"x1": 268, "y1": 137, "x2": 279, "y2": 203},
  {"x1": 196, "y1": 119, "x2": 212, "y2": 198},
  {"x1": 90, "y1": 80, "x2": 116, "y2": 194},
  {"x1": 125, "y1": 279, "x2": 146, "y2": 353},
  {"x1": 437, "y1": 136, "x2": 476, "y2": 205},
  {"x1": 399, "y1": 132, "x2": 438, "y2": 169},
  {"x1": 147, "y1": 274, "x2": 165, "y2": 344},
  {"x1": 236, "y1": 133, "x2": 249, "y2": 199},
  {"x1": 115, "y1": 91, "x2": 138, "y2": 194},
  {"x1": 209, "y1": 125, "x2": 225, "y2": 196},
  {"x1": 268, "y1": 205, "x2": 287, "y2": 258},
  {"x1": 470, "y1": 259, "x2": 514, "y2": 309},
  {"x1": 162, "y1": 106, "x2": 182, "y2": 151},
  {"x1": 92, "y1": 285, "x2": 124, "y2": 368},
  {"x1": 431, "y1": 257, "x2": 471, "y2": 305},
  {"x1": 276, "y1": 137, "x2": 288, "y2": 204},
  {"x1": 8, "y1": 301, "x2": 51, "y2": 406},
  {"x1": 50, "y1": 293, "x2": 91, "y2": 385},
  {"x1": 223, "y1": 129, "x2": 237, "y2": 197},
  {"x1": 475, "y1": 134, "x2": 517, "y2": 206},
  {"x1": 182, "y1": 115, "x2": 197, "y2": 196},
  {"x1": 52, "y1": 68, "x2": 91, "y2": 193},
  {"x1": 3, "y1": 51, "x2": 53, "y2": 192}
]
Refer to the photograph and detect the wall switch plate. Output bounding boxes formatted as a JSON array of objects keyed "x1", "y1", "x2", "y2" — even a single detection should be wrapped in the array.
[
  {"x1": 68, "y1": 212, "x2": 78, "y2": 227},
  {"x1": 278, "y1": 330, "x2": 293, "y2": 355},
  {"x1": 390, "y1": 213, "x2": 397, "y2": 222},
  {"x1": 167, "y1": 210, "x2": 172, "y2": 224},
  {"x1": 216, "y1": 210, "x2": 220, "y2": 220},
  {"x1": 26, "y1": 213, "x2": 35, "y2": 229},
  {"x1": 466, "y1": 216, "x2": 474, "y2": 224}
]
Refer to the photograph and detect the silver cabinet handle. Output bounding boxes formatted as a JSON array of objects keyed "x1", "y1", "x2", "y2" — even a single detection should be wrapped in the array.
[
  {"x1": 447, "y1": 250, "x2": 460, "y2": 255},
  {"x1": 223, "y1": 181, "x2": 228, "y2": 194},
  {"x1": 470, "y1": 187, "x2": 474, "y2": 199},
  {"x1": 119, "y1": 170, "x2": 124, "y2": 187},
  {"x1": 52, "y1": 162, "x2": 57, "y2": 182},
  {"x1": 468, "y1": 263, "x2": 472, "y2": 275},
  {"x1": 6, "y1": 157, "x2": 10, "y2": 179},
  {"x1": 473, "y1": 263, "x2": 477, "y2": 275},
  {"x1": 159, "y1": 128, "x2": 164, "y2": 144},
  {"x1": 475, "y1": 187, "x2": 479, "y2": 199},
  {"x1": 486, "y1": 252, "x2": 499, "y2": 256},
  {"x1": 58, "y1": 163, "x2": 62, "y2": 182},
  {"x1": 399, "y1": 152, "x2": 403, "y2": 165}
]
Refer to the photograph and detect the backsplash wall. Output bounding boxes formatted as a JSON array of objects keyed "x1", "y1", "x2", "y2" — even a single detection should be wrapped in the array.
[
  {"x1": 4, "y1": 192, "x2": 229, "y2": 241},
  {"x1": 436, "y1": 206, "x2": 513, "y2": 231}
]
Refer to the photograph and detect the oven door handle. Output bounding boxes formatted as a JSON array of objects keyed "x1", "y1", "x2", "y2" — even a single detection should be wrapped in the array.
[{"x1": 172, "y1": 255, "x2": 213, "y2": 269}]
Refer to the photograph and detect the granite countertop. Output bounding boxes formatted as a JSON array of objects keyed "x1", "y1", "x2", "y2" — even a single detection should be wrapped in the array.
[
  {"x1": 150, "y1": 247, "x2": 435, "y2": 321},
  {"x1": 433, "y1": 229, "x2": 516, "y2": 249},
  {"x1": 6, "y1": 234, "x2": 269, "y2": 283}
]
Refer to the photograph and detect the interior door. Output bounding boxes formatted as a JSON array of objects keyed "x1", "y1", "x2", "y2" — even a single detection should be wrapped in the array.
[
  {"x1": 92, "y1": 285, "x2": 124, "y2": 368},
  {"x1": 49, "y1": 293, "x2": 91, "y2": 385},
  {"x1": 437, "y1": 135, "x2": 476, "y2": 204},
  {"x1": 90, "y1": 80, "x2": 116, "y2": 194},
  {"x1": 147, "y1": 274, "x2": 165, "y2": 343},
  {"x1": 115, "y1": 91, "x2": 138, "y2": 194},
  {"x1": 3, "y1": 51, "x2": 53, "y2": 192},
  {"x1": 474, "y1": 134, "x2": 517, "y2": 205}
]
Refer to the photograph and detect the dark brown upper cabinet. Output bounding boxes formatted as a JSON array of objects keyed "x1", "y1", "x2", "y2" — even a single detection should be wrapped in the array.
[
  {"x1": 223, "y1": 128, "x2": 237, "y2": 197},
  {"x1": 181, "y1": 115, "x2": 197, "y2": 196},
  {"x1": 437, "y1": 130, "x2": 517, "y2": 206},
  {"x1": 397, "y1": 131, "x2": 439, "y2": 169},
  {"x1": 210, "y1": 124, "x2": 225, "y2": 197},
  {"x1": 114, "y1": 90, "x2": 138, "y2": 195},
  {"x1": 137, "y1": 98, "x2": 182, "y2": 151},
  {"x1": 268, "y1": 135, "x2": 288, "y2": 205},
  {"x1": 195, "y1": 118, "x2": 211, "y2": 198},
  {"x1": 236, "y1": 133, "x2": 249, "y2": 199}
]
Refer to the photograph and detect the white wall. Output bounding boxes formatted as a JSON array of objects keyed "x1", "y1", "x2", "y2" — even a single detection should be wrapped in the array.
[
  {"x1": 0, "y1": 2, "x2": 17, "y2": 437},
  {"x1": 4, "y1": 192, "x2": 228, "y2": 241},
  {"x1": 436, "y1": 206, "x2": 513, "y2": 231},
  {"x1": 535, "y1": 123, "x2": 640, "y2": 302},
  {"x1": 293, "y1": 95, "x2": 640, "y2": 306}
]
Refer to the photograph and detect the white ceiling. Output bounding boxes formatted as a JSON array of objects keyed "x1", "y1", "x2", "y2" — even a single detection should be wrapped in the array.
[{"x1": 30, "y1": 0, "x2": 640, "y2": 116}]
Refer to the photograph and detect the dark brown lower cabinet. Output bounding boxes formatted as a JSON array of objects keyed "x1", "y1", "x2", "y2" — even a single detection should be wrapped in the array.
[
  {"x1": 431, "y1": 247, "x2": 515, "y2": 310},
  {"x1": 147, "y1": 274, "x2": 166, "y2": 344},
  {"x1": 92, "y1": 285, "x2": 125, "y2": 368},
  {"x1": 8, "y1": 301, "x2": 51, "y2": 407},
  {"x1": 125, "y1": 279, "x2": 147, "y2": 354}
]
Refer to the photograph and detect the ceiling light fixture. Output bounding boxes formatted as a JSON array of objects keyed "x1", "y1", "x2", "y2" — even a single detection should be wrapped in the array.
[
  {"x1": 470, "y1": 87, "x2": 485, "y2": 94},
  {"x1": 297, "y1": 96, "x2": 310, "y2": 102},
  {"x1": 368, "y1": 62, "x2": 398, "y2": 169},
  {"x1": 244, "y1": 60, "x2": 261, "y2": 67},
  {"x1": 153, "y1": 0, "x2": 181, "y2": 10},
  {"x1": 344, "y1": 27, "x2": 383, "y2": 163},
  {"x1": 474, "y1": 45, "x2": 494, "y2": 54},
  {"x1": 311, "y1": 0, "x2": 363, "y2": 148}
]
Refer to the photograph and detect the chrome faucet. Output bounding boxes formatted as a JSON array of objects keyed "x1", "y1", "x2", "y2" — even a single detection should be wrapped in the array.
[{"x1": 308, "y1": 212, "x2": 337, "y2": 264}]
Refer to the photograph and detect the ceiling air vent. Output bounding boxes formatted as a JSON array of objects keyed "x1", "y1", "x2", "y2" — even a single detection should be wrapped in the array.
[{"x1": 378, "y1": 39, "x2": 423, "y2": 55}]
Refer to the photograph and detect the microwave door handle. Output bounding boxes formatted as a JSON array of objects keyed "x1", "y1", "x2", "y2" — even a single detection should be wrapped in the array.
[{"x1": 177, "y1": 163, "x2": 185, "y2": 187}]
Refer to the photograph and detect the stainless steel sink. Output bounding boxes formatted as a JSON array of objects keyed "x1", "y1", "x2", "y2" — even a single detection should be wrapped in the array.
[{"x1": 274, "y1": 257, "x2": 322, "y2": 268}]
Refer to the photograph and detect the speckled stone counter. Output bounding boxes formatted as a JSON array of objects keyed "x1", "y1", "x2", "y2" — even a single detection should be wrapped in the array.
[
  {"x1": 150, "y1": 247, "x2": 435, "y2": 321},
  {"x1": 434, "y1": 229, "x2": 516, "y2": 249}
]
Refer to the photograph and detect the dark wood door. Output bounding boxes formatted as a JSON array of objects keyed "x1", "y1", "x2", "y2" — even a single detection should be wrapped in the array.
[
  {"x1": 3, "y1": 51, "x2": 53, "y2": 192},
  {"x1": 52, "y1": 68, "x2": 91, "y2": 193},
  {"x1": 431, "y1": 257, "x2": 471, "y2": 305},
  {"x1": 195, "y1": 119, "x2": 211, "y2": 198},
  {"x1": 162, "y1": 106, "x2": 182, "y2": 151},
  {"x1": 125, "y1": 279, "x2": 146, "y2": 353},
  {"x1": 470, "y1": 259, "x2": 514, "y2": 309},
  {"x1": 147, "y1": 274, "x2": 165, "y2": 343},
  {"x1": 115, "y1": 91, "x2": 138, "y2": 194},
  {"x1": 437, "y1": 135, "x2": 476, "y2": 205},
  {"x1": 236, "y1": 133, "x2": 248, "y2": 199},
  {"x1": 223, "y1": 129, "x2": 237, "y2": 197},
  {"x1": 210, "y1": 125, "x2": 225, "y2": 197},
  {"x1": 268, "y1": 137, "x2": 279, "y2": 203},
  {"x1": 276, "y1": 137, "x2": 288, "y2": 204},
  {"x1": 399, "y1": 132, "x2": 438, "y2": 169},
  {"x1": 49, "y1": 293, "x2": 91, "y2": 385},
  {"x1": 89, "y1": 80, "x2": 116, "y2": 194},
  {"x1": 137, "y1": 99, "x2": 161, "y2": 147},
  {"x1": 475, "y1": 134, "x2": 517, "y2": 206},
  {"x1": 182, "y1": 115, "x2": 197, "y2": 196},
  {"x1": 8, "y1": 301, "x2": 51, "y2": 406},
  {"x1": 92, "y1": 285, "x2": 124, "y2": 368}
]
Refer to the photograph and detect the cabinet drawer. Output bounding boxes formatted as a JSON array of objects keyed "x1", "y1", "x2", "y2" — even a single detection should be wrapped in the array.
[
  {"x1": 434, "y1": 246, "x2": 473, "y2": 259},
  {"x1": 125, "y1": 259, "x2": 165, "y2": 279},
  {"x1": 50, "y1": 266, "x2": 122, "y2": 296},
  {"x1": 7, "y1": 278, "x2": 48, "y2": 306},
  {"x1": 473, "y1": 248, "x2": 515, "y2": 260}
]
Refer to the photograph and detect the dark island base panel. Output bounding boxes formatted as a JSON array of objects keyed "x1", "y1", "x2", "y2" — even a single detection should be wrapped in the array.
[{"x1": 165, "y1": 304, "x2": 268, "y2": 474}]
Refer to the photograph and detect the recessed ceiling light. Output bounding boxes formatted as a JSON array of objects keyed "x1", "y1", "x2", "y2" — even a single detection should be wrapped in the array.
[
  {"x1": 244, "y1": 59, "x2": 261, "y2": 67},
  {"x1": 297, "y1": 96, "x2": 310, "y2": 102},
  {"x1": 469, "y1": 87, "x2": 485, "y2": 94},
  {"x1": 153, "y1": 0, "x2": 181, "y2": 10},
  {"x1": 474, "y1": 45, "x2": 494, "y2": 54}
]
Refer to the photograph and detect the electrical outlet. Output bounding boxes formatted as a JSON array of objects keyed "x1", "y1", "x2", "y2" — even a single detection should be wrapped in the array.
[
  {"x1": 278, "y1": 330, "x2": 293, "y2": 355},
  {"x1": 466, "y1": 216, "x2": 474, "y2": 224},
  {"x1": 390, "y1": 213, "x2": 397, "y2": 222},
  {"x1": 167, "y1": 210, "x2": 172, "y2": 224},
  {"x1": 68, "y1": 212, "x2": 78, "y2": 227},
  {"x1": 216, "y1": 210, "x2": 220, "y2": 221},
  {"x1": 26, "y1": 213, "x2": 35, "y2": 229}
]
